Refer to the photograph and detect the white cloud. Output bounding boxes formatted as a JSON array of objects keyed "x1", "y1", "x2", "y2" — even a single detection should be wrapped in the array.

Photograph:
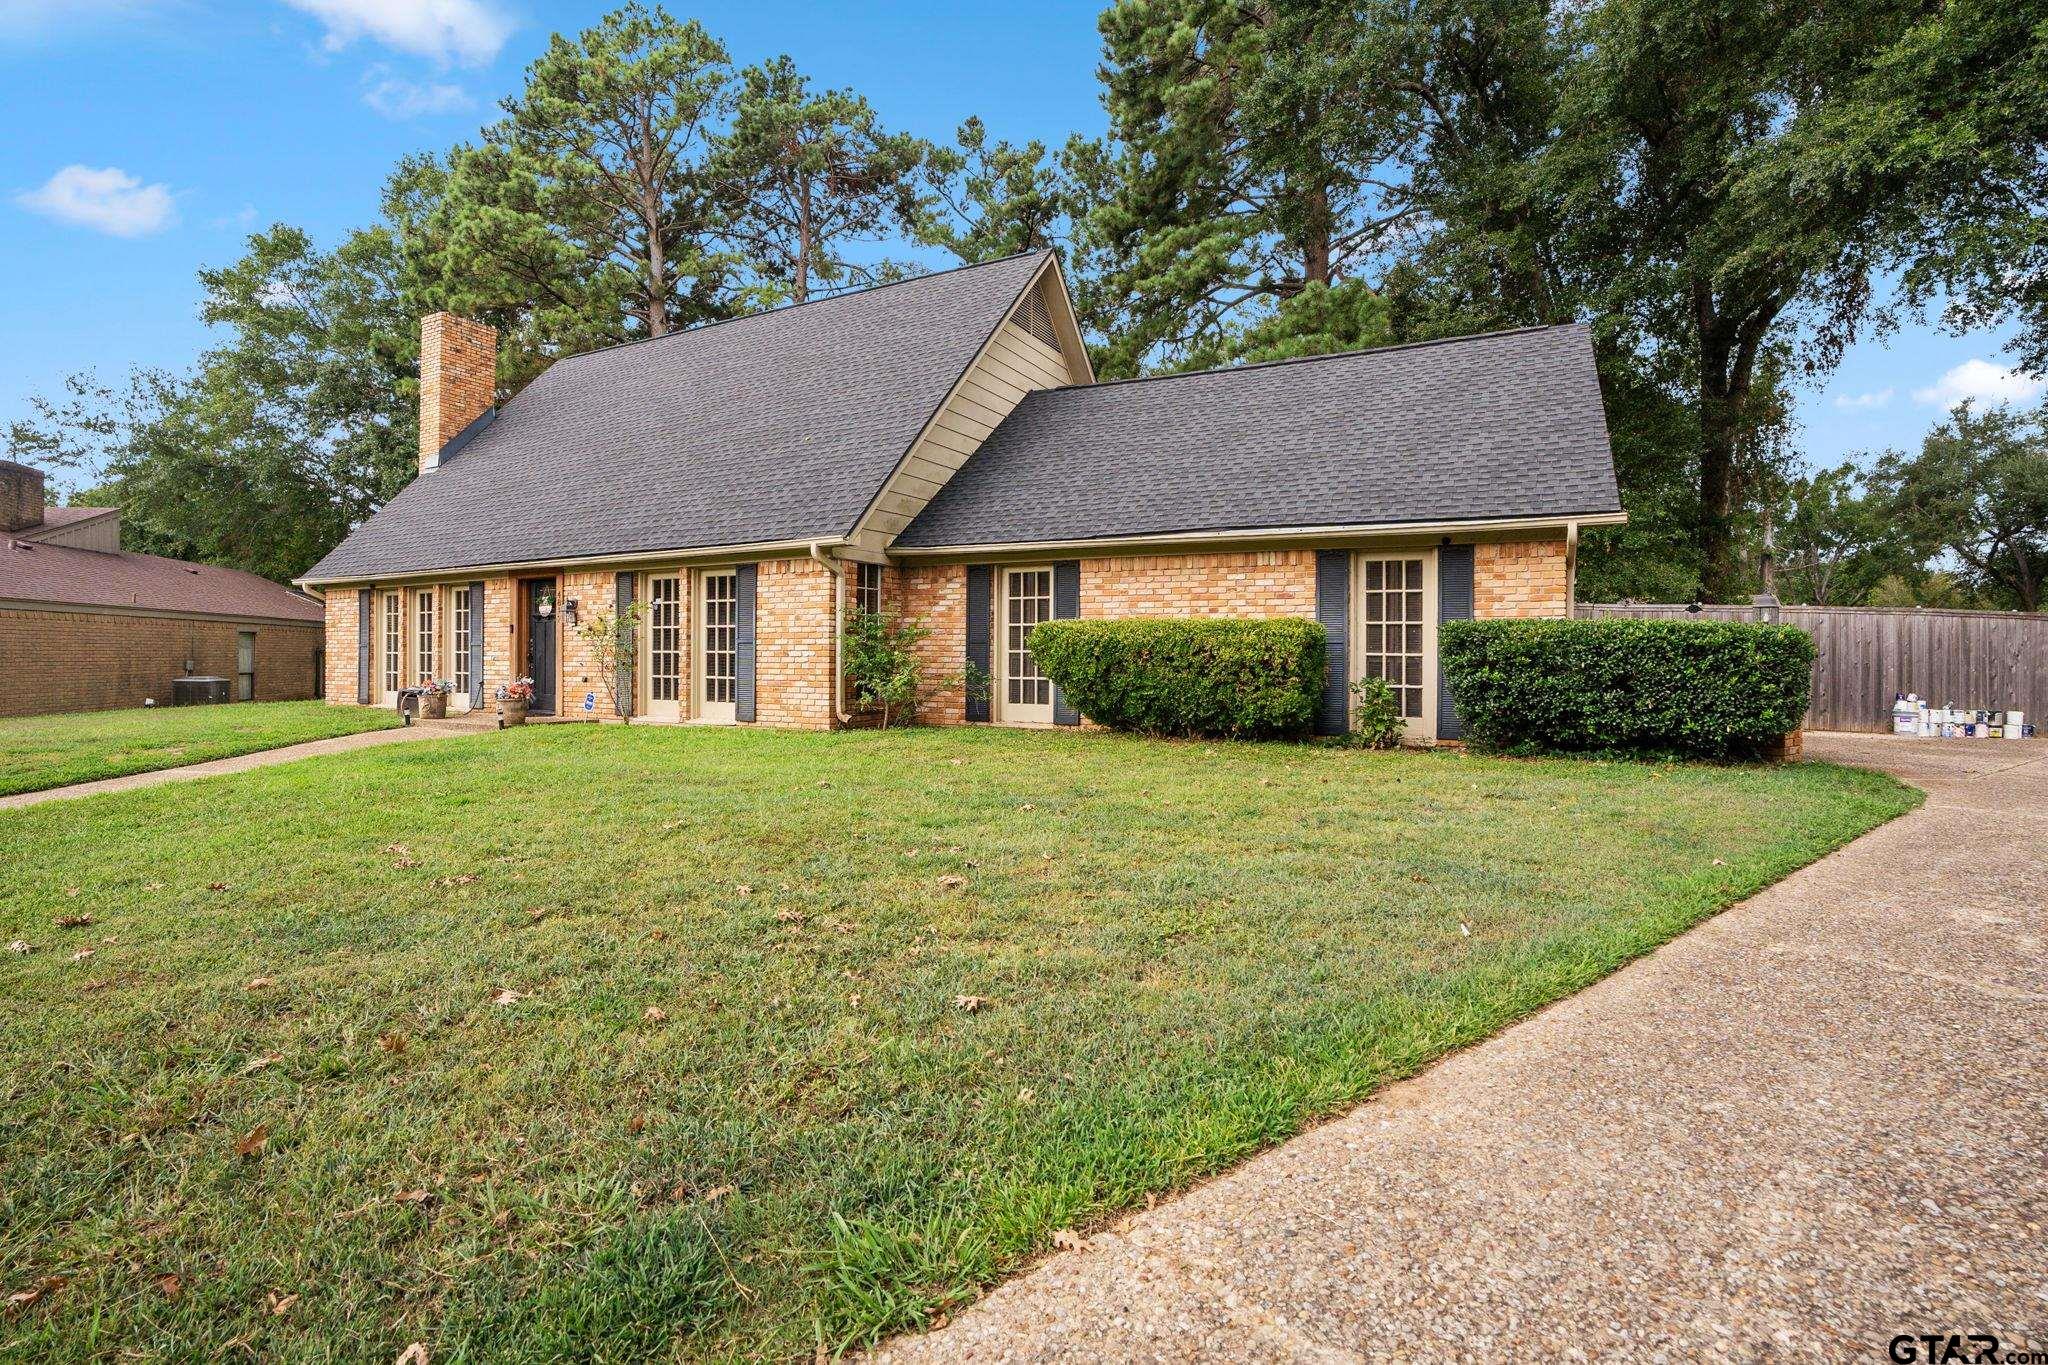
[
  {"x1": 1911, "y1": 359, "x2": 2046, "y2": 409},
  {"x1": 361, "y1": 66, "x2": 474, "y2": 118},
  {"x1": 281, "y1": 0, "x2": 512, "y2": 66},
  {"x1": 16, "y1": 165, "x2": 177, "y2": 237},
  {"x1": 1832, "y1": 387, "x2": 1893, "y2": 411}
]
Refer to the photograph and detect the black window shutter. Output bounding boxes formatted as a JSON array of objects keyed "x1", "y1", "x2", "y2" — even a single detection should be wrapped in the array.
[
  {"x1": 1052, "y1": 560, "x2": 1081, "y2": 726},
  {"x1": 357, "y1": 588, "x2": 373, "y2": 704},
  {"x1": 467, "y1": 582, "x2": 485, "y2": 708},
  {"x1": 1314, "y1": 551, "x2": 1350, "y2": 736},
  {"x1": 735, "y1": 563, "x2": 758, "y2": 723},
  {"x1": 1437, "y1": 545, "x2": 1474, "y2": 740},
  {"x1": 964, "y1": 565, "x2": 992, "y2": 723},
  {"x1": 614, "y1": 571, "x2": 636, "y2": 718}
]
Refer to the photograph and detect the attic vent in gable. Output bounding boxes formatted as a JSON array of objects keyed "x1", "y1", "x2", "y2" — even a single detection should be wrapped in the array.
[{"x1": 1008, "y1": 281, "x2": 1062, "y2": 353}]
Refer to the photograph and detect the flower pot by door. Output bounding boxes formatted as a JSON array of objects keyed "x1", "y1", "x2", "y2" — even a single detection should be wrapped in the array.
[
  {"x1": 419, "y1": 692, "x2": 447, "y2": 720},
  {"x1": 498, "y1": 697, "x2": 529, "y2": 728}
]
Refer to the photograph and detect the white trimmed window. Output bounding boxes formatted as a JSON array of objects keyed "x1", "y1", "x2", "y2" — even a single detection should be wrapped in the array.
[
  {"x1": 855, "y1": 562, "x2": 883, "y2": 615},
  {"x1": 382, "y1": 592, "x2": 400, "y2": 695}
]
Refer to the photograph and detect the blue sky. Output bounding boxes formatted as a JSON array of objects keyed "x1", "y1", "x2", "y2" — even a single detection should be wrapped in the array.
[{"x1": 3, "y1": 0, "x2": 2041, "y2": 483}]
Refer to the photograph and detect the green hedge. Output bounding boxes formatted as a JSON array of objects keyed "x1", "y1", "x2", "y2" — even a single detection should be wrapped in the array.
[
  {"x1": 1439, "y1": 618, "x2": 1815, "y2": 758},
  {"x1": 1028, "y1": 618, "x2": 1326, "y2": 738}
]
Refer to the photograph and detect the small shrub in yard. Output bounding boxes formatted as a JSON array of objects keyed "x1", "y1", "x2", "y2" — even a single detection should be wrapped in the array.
[
  {"x1": 1028, "y1": 617, "x2": 1326, "y2": 738},
  {"x1": 1347, "y1": 675, "x2": 1405, "y2": 749},
  {"x1": 1440, "y1": 617, "x2": 1815, "y2": 759}
]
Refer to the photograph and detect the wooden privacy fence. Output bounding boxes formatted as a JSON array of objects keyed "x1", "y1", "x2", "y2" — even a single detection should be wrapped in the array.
[{"x1": 1582, "y1": 602, "x2": 2048, "y2": 733}]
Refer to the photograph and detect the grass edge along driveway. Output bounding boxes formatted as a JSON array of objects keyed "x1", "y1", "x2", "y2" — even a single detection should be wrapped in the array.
[
  {"x1": 0, "y1": 725, "x2": 1920, "y2": 1360},
  {"x1": 0, "y1": 700, "x2": 400, "y2": 796}
]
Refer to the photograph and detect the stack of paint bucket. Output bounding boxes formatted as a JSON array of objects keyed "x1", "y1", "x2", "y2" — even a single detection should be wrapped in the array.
[{"x1": 1892, "y1": 694, "x2": 2033, "y2": 739}]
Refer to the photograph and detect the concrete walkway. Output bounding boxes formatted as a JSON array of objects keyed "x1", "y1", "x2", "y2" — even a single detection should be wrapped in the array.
[
  {"x1": 0, "y1": 720, "x2": 473, "y2": 810},
  {"x1": 879, "y1": 734, "x2": 2048, "y2": 1362}
]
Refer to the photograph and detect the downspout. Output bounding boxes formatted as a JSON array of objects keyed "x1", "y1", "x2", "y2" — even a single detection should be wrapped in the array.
[
  {"x1": 1565, "y1": 521, "x2": 1580, "y2": 619},
  {"x1": 809, "y1": 541, "x2": 854, "y2": 724}
]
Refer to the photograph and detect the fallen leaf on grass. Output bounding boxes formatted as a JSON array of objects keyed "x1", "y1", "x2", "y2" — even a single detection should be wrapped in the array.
[
  {"x1": 491, "y1": 989, "x2": 523, "y2": 1007},
  {"x1": 380, "y1": 843, "x2": 411, "y2": 856},
  {"x1": 234, "y1": 1124, "x2": 269, "y2": 1158},
  {"x1": 1015, "y1": 1087, "x2": 1035, "y2": 1105},
  {"x1": 436, "y1": 874, "x2": 477, "y2": 887},
  {"x1": 246, "y1": 977, "x2": 275, "y2": 991},
  {"x1": 7, "y1": 941, "x2": 33, "y2": 955},
  {"x1": 54, "y1": 914, "x2": 95, "y2": 929},
  {"x1": 6, "y1": 1277, "x2": 65, "y2": 1313},
  {"x1": 70, "y1": 948, "x2": 94, "y2": 963},
  {"x1": 156, "y1": 1273, "x2": 183, "y2": 1299},
  {"x1": 627, "y1": 1114, "x2": 648, "y2": 1135},
  {"x1": 1711, "y1": 858, "x2": 1728, "y2": 867},
  {"x1": 1459, "y1": 923, "x2": 1471, "y2": 938},
  {"x1": 936, "y1": 875, "x2": 968, "y2": 892},
  {"x1": 734, "y1": 884, "x2": 753, "y2": 897},
  {"x1": 377, "y1": 1034, "x2": 407, "y2": 1054},
  {"x1": 774, "y1": 909, "x2": 807, "y2": 925},
  {"x1": 392, "y1": 1190, "x2": 433, "y2": 1206},
  {"x1": 1051, "y1": 1229, "x2": 1089, "y2": 1251},
  {"x1": 700, "y1": 1184, "x2": 734, "y2": 1203},
  {"x1": 208, "y1": 883, "x2": 229, "y2": 892},
  {"x1": 953, "y1": 994, "x2": 989, "y2": 1013},
  {"x1": 240, "y1": 1052, "x2": 284, "y2": 1075},
  {"x1": 266, "y1": 1291, "x2": 298, "y2": 1317},
  {"x1": 396, "y1": 1344, "x2": 430, "y2": 1365},
  {"x1": 643, "y1": 1006, "x2": 669, "y2": 1023}
]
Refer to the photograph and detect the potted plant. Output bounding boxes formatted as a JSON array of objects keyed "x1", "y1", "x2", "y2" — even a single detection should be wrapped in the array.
[
  {"x1": 496, "y1": 677, "x2": 535, "y2": 728},
  {"x1": 418, "y1": 679, "x2": 452, "y2": 720}
]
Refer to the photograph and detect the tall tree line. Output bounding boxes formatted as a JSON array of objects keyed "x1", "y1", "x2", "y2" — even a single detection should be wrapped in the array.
[{"x1": 8, "y1": 0, "x2": 2046, "y2": 601}]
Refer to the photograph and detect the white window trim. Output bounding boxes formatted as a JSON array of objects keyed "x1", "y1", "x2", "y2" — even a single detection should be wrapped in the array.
[
  {"x1": 694, "y1": 566, "x2": 739, "y2": 724},
  {"x1": 1349, "y1": 549, "x2": 1438, "y2": 742},
  {"x1": 996, "y1": 564, "x2": 1056, "y2": 726}
]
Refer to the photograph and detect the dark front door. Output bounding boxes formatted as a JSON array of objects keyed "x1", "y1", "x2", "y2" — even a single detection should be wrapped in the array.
[{"x1": 523, "y1": 578, "x2": 558, "y2": 715}]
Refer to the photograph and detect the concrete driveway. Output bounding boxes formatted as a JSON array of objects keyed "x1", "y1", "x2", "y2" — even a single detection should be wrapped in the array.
[{"x1": 878, "y1": 734, "x2": 2047, "y2": 1362}]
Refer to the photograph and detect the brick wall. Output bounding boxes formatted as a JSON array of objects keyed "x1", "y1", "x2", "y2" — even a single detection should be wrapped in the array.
[
  {"x1": 1079, "y1": 549, "x2": 1318, "y2": 620},
  {"x1": 557, "y1": 570, "x2": 619, "y2": 717},
  {"x1": 756, "y1": 557, "x2": 837, "y2": 727},
  {"x1": 900, "y1": 563, "x2": 966, "y2": 725},
  {"x1": 1474, "y1": 537, "x2": 1569, "y2": 618},
  {"x1": 322, "y1": 590, "x2": 360, "y2": 701},
  {"x1": 1, "y1": 606, "x2": 321, "y2": 718}
]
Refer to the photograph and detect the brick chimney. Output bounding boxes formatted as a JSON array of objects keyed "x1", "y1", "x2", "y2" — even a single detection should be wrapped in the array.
[
  {"x1": 0, "y1": 459, "x2": 47, "y2": 533},
  {"x1": 419, "y1": 312, "x2": 497, "y2": 474}
]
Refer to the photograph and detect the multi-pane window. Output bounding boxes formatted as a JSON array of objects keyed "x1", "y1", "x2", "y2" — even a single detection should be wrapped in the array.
[
  {"x1": 1359, "y1": 557, "x2": 1427, "y2": 719},
  {"x1": 382, "y1": 593, "x2": 400, "y2": 694},
  {"x1": 1005, "y1": 569, "x2": 1053, "y2": 708},
  {"x1": 650, "y1": 575, "x2": 682, "y2": 703},
  {"x1": 702, "y1": 572, "x2": 737, "y2": 705},
  {"x1": 416, "y1": 589, "x2": 436, "y2": 684},
  {"x1": 452, "y1": 588, "x2": 471, "y2": 695},
  {"x1": 855, "y1": 562, "x2": 884, "y2": 616}
]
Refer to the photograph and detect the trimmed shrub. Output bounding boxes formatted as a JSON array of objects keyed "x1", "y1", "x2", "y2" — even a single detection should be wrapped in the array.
[
  {"x1": 1439, "y1": 618, "x2": 1815, "y2": 759},
  {"x1": 1028, "y1": 618, "x2": 1326, "y2": 739}
]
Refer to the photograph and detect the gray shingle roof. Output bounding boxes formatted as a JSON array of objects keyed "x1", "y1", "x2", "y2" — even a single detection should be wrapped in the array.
[
  {"x1": 893, "y1": 324, "x2": 1620, "y2": 550},
  {"x1": 304, "y1": 251, "x2": 1050, "y2": 583}
]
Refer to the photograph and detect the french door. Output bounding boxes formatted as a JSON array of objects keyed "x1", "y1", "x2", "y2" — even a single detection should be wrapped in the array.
[
  {"x1": 379, "y1": 591, "x2": 402, "y2": 705},
  {"x1": 1001, "y1": 566, "x2": 1055, "y2": 725},
  {"x1": 646, "y1": 573, "x2": 684, "y2": 721},
  {"x1": 697, "y1": 570, "x2": 738, "y2": 723},
  {"x1": 1353, "y1": 551, "x2": 1437, "y2": 740}
]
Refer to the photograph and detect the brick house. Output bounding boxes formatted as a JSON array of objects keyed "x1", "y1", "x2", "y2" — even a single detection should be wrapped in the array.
[
  {"x1": 299, "y1": 252, "x2": 1622, "y2": 739},
  {"x1": 1, "y1": 460, "x2": 326, "y2": 718}
]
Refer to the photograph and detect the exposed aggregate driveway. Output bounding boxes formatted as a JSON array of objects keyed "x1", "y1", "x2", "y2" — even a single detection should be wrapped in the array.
[{"x1": 879, "y1": 734, "x2": 2048, "y2": 1363}]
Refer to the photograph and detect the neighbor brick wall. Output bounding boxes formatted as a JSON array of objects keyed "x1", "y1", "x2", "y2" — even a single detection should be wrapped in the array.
[
  {"x1": 756, "y1": 556, "x2": 837, "y2": 727},
  {"x1": 1474, "y1": 537, "x2": 1569, "y2": 618},
  {"x1": 1, "y1": 606, "x2": 320, "y2": 718}
]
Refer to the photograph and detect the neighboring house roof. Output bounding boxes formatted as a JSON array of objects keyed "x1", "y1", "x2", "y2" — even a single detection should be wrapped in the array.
[
  {"x1": 33, "y1": 506, "x2": 116, "y2": 530},
  {"x1": 0, "y1": 538, "x2": 325, "y2": 623},
  {"x1": 894, "y1": 324, "x2": 1621, "y2": 550},
  {"x1": 305, "y1": 250, "x2": 1054, "y2": 583}
]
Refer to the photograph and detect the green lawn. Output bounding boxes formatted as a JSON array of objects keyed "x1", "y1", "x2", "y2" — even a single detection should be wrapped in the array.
[
  {"x1": 0, "y1": 701, "x2": 400, "y2": 797},
  {"x1": 0, "y1": 726, "x2": 1917, "y2": 1360}
]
